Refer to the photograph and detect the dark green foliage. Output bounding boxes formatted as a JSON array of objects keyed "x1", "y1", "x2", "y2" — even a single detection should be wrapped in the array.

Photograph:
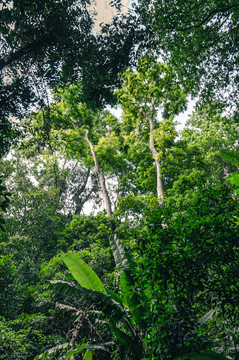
[
  {"x1": 50, "y1": 235, "x2": 148, "y2": 359},
  {"x1": 176, "y1": 352, "x2": 229, "y2": 360},
  {"x1": 1, "y1": 10, "x2": 239, "y2": 356},
  {"x1": 0, "y1": 177, "x2": 10, "y2": 230},
  {"x1": 136, "y1": 179, "x2": 239, "y2": 358},
  {"x1": 0, "y1": 0, "x2": 137, "y2": 149},
  {"x1": 0, "y1": 255, "x2": 19, "y2": 319},
  {"x1": 135, "y1": 0, "x2": 239, "y2": 106},
  {"x1": 0, "y1": 313, "x2": 64, "y2": 360}
]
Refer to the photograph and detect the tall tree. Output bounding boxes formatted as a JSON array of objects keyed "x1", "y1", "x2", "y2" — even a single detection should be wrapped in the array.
[
  {"x1": 153, "y1": 101, "x2": 239, "y2": 196},
  {"x1": 116, "y1": 57, "x2": 186, "y2": 201},
  {"x1": 21, "y1": 86, "x2": 124, "y2": 215}
]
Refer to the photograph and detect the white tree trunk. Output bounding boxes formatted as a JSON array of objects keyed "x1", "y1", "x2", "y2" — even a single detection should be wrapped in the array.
[
  {"x1": 142, "y1": 100, "x2": 165, "y2": 202},
  {"x1": 84, "y1": 129, "x2": 113, "y2": 216}
]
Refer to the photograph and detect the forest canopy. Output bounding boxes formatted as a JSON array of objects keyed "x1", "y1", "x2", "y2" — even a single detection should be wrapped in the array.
[{"x1": 0, "y1": 0, "x2": 239, "y2": 359}]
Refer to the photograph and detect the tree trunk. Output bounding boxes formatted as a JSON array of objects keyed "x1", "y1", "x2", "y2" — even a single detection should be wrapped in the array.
[
  {"x1": 84, "y1": 129, "x2": 113, "y2": 216},
  {"x1": 73, "y1": 168, "x2": 91, "y2": 215},
  {"x1": 148, "y1": 116, "x2": 165, "y2": 201},
  {"x1": 142, "y1": 100, "x2": 165, "y2": 202}
]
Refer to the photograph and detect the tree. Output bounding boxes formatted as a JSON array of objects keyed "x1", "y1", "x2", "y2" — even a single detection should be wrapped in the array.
[
  {"x1": 0, "y1": 177, "x2": 10, "y2": 231},
  {"x1": 51, "y1": 96, "x2": 115, "y2": 216},
  {"x1": 0, "y1": 0, "x2": 89, "y2": 152},
  {"x1": 0, "y1": 157, "x2": 76, "y2": 359},
  {"x1": 0, "y1": 0, "x2": 136, "y2": 156},
  {"x1": 84, "y1": 128, "x2": 113, "y2": 216},
  {"x1": 137, "y1": 178, "x2": 239, "y2": 359},
  {"x1": 135, "y1": 0, "x2": 239, "y2": 106},
  {"x1": 156, "y1": 100, "x2": 239, "y2": 195},
  {"x1": 116, "y1": 56, "x2": 186, "y2": 201},
  {"x1": 23, "y1": 85, "x2": 131, "y2": 216},
  {"x1": 181, "y1": 101, "x2": 239, "y2": 180}
]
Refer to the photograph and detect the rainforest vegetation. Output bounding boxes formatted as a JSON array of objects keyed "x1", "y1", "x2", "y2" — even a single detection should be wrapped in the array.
[{"x1": 0, "y1": 0, "x2": 239, "y2": 359}]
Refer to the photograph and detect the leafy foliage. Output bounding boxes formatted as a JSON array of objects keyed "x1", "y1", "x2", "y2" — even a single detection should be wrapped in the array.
[
  {"x1": 0, "y1": 177, "x2": 10, "y2": 230},
  {"x1": 135, "y1": 0, "x2": 239, "y2": 106},
  {"x1": 1, "y1": 11, "x2": 238, "y2": 358},
  {"x1": 50, "y1": 235, "x2": 149, "y2": 359}
]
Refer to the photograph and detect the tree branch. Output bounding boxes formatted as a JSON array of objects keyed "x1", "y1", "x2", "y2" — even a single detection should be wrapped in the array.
[{"x1": 0, "y1": 41, "x2": 42, "y2": 71}]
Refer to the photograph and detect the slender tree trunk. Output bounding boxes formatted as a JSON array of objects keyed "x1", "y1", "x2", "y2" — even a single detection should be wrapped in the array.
[
  {"x1": 73, "y1": 168, "x2": 91, "y2": 215},
  {"x1": 84, "y1": 129, "x2": 113, "y2": 216},
  {"x1": 142, "y1": 100, "x2": 165, "y2": 202},
  {"x1": 148, "y1": 116, "x2": 165, "y2": 201}
]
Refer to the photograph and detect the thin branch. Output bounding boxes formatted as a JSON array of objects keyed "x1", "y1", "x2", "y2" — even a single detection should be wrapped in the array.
[{"x1": 172, "y1": 4, "x2": 239, "y2": 32}]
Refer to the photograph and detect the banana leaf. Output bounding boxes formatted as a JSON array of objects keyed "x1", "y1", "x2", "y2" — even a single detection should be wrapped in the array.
[
  {"x1": 84, "y1": 350, "x2": 93, "y2": 360},
  {"x1": 106, "y1": 289, "x2": 124, "y2": 306},
  {"x1": 109, "y1": 234, "x2": 130, "y2": 271},
  {"x1": 120, "y1": 270, "x2": 148, "y2": 326},
  {"x1": 110, "y1": 235, "x2": 150, "y2": 325},
  {"x1": 63, "y1": 251, "x2": 105, "y2": 292},
  {"x1": 65, "y1": 344, "x2": 88, "y2": 359},
  {"x1": 110, "y1": 322, "x2": 145, "y2": 359}
]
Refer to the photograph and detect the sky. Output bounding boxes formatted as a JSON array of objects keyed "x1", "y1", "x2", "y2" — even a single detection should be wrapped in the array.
[{"x1": 90, "y1": 0, "x2": 130, "y2": 30}]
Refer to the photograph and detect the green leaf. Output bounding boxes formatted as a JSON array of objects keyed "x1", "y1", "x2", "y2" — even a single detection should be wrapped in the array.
[
  {"x1": 24, "y1": 6, "x2": 36, "y2": 14},
  {"x1": 110, "y1": 323, "x2": 144, "y2": 359},
  {"x1": 65, "y1": 273, "x2": 76, "y2": 281},
  {"x1": 0, "y1": 27, "x2": 9, "y2": 35},
  {"x1": 221, "y1": 150, "x2": 239, "y2": 167},
  {"x1": 63, "y1": 252, "x2": 106, "y2": 292},
  {"x1": 65, "y1": 343, "x2": 88, "y2": 359},
  {"x1": 110, "y1": 236, "x2": 150, "y2": 325},
  {"x1": 84, "y1": 350, "x2": 93, "y2": 360},
  {"x1": 109, "y1": 234, "x2": 129, "y2": 271},
  {"x1": 120, "y1": 270, "x2": 144, "y2": 324},
  {"x1": 230, "y1": 172, "x2": 239, "y2": 186},
  {"x1": 106, "y1": 289, "x2": 124, "y2": 306}
]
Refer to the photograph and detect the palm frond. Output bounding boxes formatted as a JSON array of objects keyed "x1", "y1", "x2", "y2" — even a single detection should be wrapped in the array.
[
  {"x1": 50, "y1": 280, "x2": 128, "y2": 321},
  {"x1": 55, "y1": 302, "x2": 80, "y2": 314}
]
